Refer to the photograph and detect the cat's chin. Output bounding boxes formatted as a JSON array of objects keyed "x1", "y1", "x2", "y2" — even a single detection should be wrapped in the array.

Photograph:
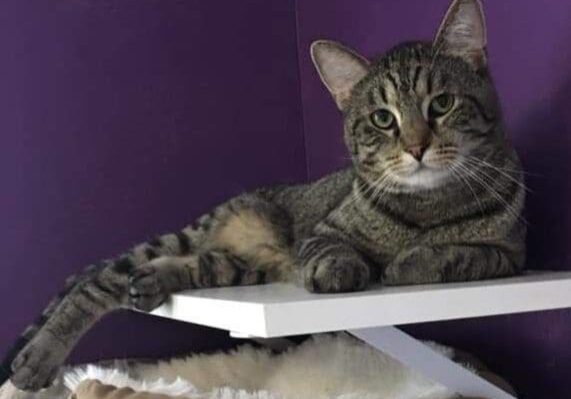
[{"x1": 393, "y1": 166, "x2": 452, "y2": 192}]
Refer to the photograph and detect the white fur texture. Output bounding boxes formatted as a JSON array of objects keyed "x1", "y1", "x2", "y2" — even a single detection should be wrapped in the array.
[{"x1": 64, "y1": 334, "x2": 457, "y2": 399}]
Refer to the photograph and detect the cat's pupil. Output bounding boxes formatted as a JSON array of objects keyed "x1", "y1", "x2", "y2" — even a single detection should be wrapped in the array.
[{"x1": 437, "y1": 96, "x2": 450, "y2": 108}]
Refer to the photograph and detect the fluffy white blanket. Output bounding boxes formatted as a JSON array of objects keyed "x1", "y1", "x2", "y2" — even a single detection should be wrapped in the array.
[{"x1": 63, "y1": 334, "x2": 459, "y2": 399}]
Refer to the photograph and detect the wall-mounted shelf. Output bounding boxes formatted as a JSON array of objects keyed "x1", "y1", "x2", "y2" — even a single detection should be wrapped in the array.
[{"x1": 150, "y1": 271, "x2": 571, "y2": 338}]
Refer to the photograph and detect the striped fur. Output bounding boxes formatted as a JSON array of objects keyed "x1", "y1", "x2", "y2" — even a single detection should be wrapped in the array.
[{"x1": 3, "y1": 0, "x2": 526, "y2": 392}]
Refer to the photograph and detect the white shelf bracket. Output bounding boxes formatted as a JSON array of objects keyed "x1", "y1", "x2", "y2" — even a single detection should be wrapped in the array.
[{"x1": 349, "y1": 326, "x2": 516, "y2": 399}]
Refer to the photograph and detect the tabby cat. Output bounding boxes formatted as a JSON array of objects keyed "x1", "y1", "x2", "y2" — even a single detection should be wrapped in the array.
[{"x1": 1, "y1": 0, "x2": 526, "y2": 392}]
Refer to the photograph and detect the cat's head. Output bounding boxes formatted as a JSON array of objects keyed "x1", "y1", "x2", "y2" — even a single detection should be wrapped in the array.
[{"x1": 312, "y1": 0, "x2": 504, "y2": 192}]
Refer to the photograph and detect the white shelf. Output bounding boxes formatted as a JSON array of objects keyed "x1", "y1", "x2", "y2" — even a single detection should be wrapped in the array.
[{"x1": 148, "y1": 271, "x2": 571, "y2": 338}]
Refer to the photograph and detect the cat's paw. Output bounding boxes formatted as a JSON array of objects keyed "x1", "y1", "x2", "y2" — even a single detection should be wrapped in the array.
[
  {"x1": 10, "y1": 334, "x2": 65, "y2": 391},
  {"x1": 384, "y1": 246, "x2": 443, "y2": 285},
  {"x1": 304, "y1": 256, "x2": 370, "y2": 293},
  {"x1": 129, "y1": 265, "x2": 169, "y2": 312}
]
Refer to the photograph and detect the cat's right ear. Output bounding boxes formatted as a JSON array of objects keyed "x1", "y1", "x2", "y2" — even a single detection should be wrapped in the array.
[{"x1": 311, "y1": 40, "x2": 370, "y2": 110}]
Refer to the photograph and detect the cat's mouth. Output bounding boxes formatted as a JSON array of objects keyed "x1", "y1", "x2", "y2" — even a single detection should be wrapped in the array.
[
  {"x1": 364, "y1": 147, "x2": 462, "y2": 192},
  {"x1": 394, "y1": 165, "x2": 452, "y2": 190},
  {"x1": 390, "y1": 150, "x2": 459, "y2": 189}
]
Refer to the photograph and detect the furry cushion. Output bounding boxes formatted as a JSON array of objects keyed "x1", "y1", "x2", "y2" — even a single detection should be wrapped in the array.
[
  {"x1": 65, "y1": 334, "x2": 461, "y2": 399},
  {"x1": 0, "y1": 334, "x2": 514, "y2": 399}
]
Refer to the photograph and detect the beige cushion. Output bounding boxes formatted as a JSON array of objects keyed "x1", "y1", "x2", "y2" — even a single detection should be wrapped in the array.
[
  {"x1": 70, "y1": 377, "x2": 515, "y2": 399},
  {"x1": 71, "y1": 380, "x2": 187, "y2": 399}
]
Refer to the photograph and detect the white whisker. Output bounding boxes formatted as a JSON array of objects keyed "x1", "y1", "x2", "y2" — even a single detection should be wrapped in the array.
[
  {"x1": 464, "y1": 156, "x2": 532, "y2": 193},
  {"x1": 448, "y1": 164, "x2": 485, "y2": 216},
  {"x1": 454, "y1": 162, "x2": 527, "y2": 225}
]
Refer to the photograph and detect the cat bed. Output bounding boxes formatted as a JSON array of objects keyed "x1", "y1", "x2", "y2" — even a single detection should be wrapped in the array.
[{"x1": 0, "y1": 334, "x2": 515, "y2": 399}]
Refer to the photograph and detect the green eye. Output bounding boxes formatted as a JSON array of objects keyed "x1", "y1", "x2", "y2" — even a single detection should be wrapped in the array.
[
  {"x1": 429, "y1": 93, "x2": 455, "y2": 117},
  {"x1": 370, "y1": 109, "x2": 396, "y2": 130}
]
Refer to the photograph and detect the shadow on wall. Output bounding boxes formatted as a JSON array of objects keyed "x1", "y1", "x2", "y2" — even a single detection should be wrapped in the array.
[{"x1": 516, "y1": 78, "x2": 571, "y2": 272}]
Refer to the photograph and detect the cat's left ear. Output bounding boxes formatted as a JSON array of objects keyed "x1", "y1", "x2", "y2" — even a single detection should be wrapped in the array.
[
  {"x1": 434, "y1": 0, "x2": 487, "y2": 69},
  {"x1": 311, "y1": 40, "x2": 370, "y2": 110}
]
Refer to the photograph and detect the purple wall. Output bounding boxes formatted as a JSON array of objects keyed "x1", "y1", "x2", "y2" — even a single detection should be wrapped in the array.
[
  {"x1": 296, "y1": 1, "x2": 571, "y2": 398},
  {"x1": 1, "y1": 1, "x2": 570, "y2": 398},
  {"x1": 0, "y1": 0, "x2": 305, "y2": 361}
]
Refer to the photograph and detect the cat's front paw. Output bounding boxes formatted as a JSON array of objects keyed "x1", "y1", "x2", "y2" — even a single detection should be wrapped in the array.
[
  {"x1": 304, "y1": 257, "x2": 370, "y2": 293},
  {"x1": 384, "y1": 246, "x2": 443, "y2": 285},
  {"x1": 11, "y1": 333, "x2": 65, "y2": 391},
  {"x1": 129, "y1": 264, "x2": 169, "y2": 312}
]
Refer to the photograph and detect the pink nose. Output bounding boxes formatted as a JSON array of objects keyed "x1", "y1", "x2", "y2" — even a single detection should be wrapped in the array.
[{"x1": 405, "y1": 144, "x2": 428, "y2": 161}]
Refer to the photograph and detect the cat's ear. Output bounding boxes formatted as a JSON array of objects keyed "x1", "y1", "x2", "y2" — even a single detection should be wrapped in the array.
[
  {"x1": 434, "y1": 0, "x2": 487, "y2": 69},
  {"x1": 311, "y1": 40, "x2": 370, "y2": 110}
]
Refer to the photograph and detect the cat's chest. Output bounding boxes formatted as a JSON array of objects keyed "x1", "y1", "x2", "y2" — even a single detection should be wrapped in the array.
[
  {"x1": 320, "y1": 195, "x2": 515, "y2": 263},
  {"x1": 349, "y1": 208, "x2": 419, "y2": 257},
  {"x1": 319, "y1": 203, "x2": 420, "y2": 261}
]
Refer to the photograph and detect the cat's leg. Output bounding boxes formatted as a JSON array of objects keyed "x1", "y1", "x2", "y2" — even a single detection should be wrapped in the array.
[
  {"x1": 6, "y1": 260, "x2": 131, "y2": 392},
  {"x1": 10, "y1": 252, "x2": 264, "y2": 391},
  {"x1": 129, "y1": 250, "x2": 265, "y2": 311},
  {"x1": 298, "y1": 236, "x2": 371, "y2": 293},
  {"x1": 383, "y1": 244, "x2": 522, "y2": 285},
  {"x1": 5, "y1": 193, "x2": 295, "y2": 391}
]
